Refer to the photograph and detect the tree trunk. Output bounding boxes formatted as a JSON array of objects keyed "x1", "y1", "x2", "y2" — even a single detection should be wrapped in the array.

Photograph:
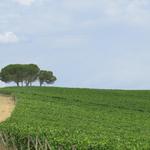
[
  {"x1": 16, "y1": 82, "x2": 20, "y2": 87},
  {"x1": 25, "y1": 81, "x2": 29, "y2": 87},
  {"x1": 40, "y1": 81, "x2": 43, "y2": 87}
]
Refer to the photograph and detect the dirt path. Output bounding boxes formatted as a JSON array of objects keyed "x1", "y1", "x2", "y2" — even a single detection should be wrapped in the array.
[{"x1": 0, "y1": 95, "x2": 15, "y2": 123}]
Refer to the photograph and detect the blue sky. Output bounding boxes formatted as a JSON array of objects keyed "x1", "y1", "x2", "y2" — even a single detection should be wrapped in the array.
[{"x1": 0, "y1": 0, "x2": 150, "y2": 89}]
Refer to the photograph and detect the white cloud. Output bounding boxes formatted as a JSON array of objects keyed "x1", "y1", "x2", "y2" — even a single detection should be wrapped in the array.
[
  {"x1": 14, "y1": 0, "x2": 34, "y2": 6},
  {"x1": 0, "y1": 32, "x2": 19, "y2": 44},
  {"x1": 102, "y1": 0, "x2": 150, "y2": 24},
  {"x1": 62, "y1": 0, "x2": 150, "y2": 26}
]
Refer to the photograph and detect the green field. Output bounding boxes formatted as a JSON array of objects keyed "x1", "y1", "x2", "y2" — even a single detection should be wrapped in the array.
[{"x1": 0, "y1": 87, "x2": 150, "y2": 149}]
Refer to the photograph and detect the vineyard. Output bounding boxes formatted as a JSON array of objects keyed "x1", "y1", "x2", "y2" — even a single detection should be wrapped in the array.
[{"x1": 0, "y1": 87, "x2": 150, "y2": 149}]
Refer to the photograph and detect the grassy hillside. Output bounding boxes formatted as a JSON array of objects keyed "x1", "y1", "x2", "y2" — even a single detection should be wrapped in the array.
[{"x1": 0, "y1": 87, "x2": 150, "y2": 149}]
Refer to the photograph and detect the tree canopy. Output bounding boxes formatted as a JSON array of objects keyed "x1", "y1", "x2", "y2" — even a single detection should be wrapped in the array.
[
  {"x1": 39, "y1": 70, "x2": 57, "y2": 86},
  {"x1": 0, "y1": 64, "x2": 56, "y2": 87}
]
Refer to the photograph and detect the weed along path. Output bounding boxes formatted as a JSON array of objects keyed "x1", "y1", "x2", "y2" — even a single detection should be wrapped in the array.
[{"x1": 0, "y1": 95, "x2": 15, "y2": 123}]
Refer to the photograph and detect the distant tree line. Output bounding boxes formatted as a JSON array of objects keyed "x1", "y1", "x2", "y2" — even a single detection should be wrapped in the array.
[{"x1": 0, "y1": 64, "x2": 56, "y2": 87}]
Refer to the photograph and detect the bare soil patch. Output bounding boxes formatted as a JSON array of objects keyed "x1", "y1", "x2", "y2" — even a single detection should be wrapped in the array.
[{"x1": 0, "y1": 95, "x2": 15, "y2": 123}]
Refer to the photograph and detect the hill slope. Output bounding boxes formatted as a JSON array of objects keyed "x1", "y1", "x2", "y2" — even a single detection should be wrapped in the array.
[{"x1": 0, "y1": 87, "x2": 150, "y2": 149}]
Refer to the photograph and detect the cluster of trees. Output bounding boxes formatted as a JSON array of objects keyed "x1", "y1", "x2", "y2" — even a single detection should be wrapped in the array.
[{"x1": 0, "y1": 64, "x2": 56, "y2": 87}]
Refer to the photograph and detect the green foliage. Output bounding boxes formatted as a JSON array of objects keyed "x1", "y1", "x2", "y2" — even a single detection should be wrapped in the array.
[
  {"x1": 0, "y1": 64, "x2": 25, "y2": 86},
  {"x1": 22, "y1": 64, "x2": 40, "y2": 86},
  {"x1": 1, "y1": 87, "x2": 150, "y2": 149},
  {"x1": 0, "y1": 64, "x2": 56, "y2": 86},
  {"x1": 38, "y1": 70, "x2": 57, "y2": 86}
]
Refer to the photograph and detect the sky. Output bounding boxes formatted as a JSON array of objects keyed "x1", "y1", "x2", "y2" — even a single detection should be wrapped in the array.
[{"x1": 0, "y1": 0, "x2": 150, "y2": 89}]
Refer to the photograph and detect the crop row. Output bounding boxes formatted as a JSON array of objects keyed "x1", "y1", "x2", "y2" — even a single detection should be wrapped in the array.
[{"x1": 0, "y1": 87, "x2": 150, "y2": 149}]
